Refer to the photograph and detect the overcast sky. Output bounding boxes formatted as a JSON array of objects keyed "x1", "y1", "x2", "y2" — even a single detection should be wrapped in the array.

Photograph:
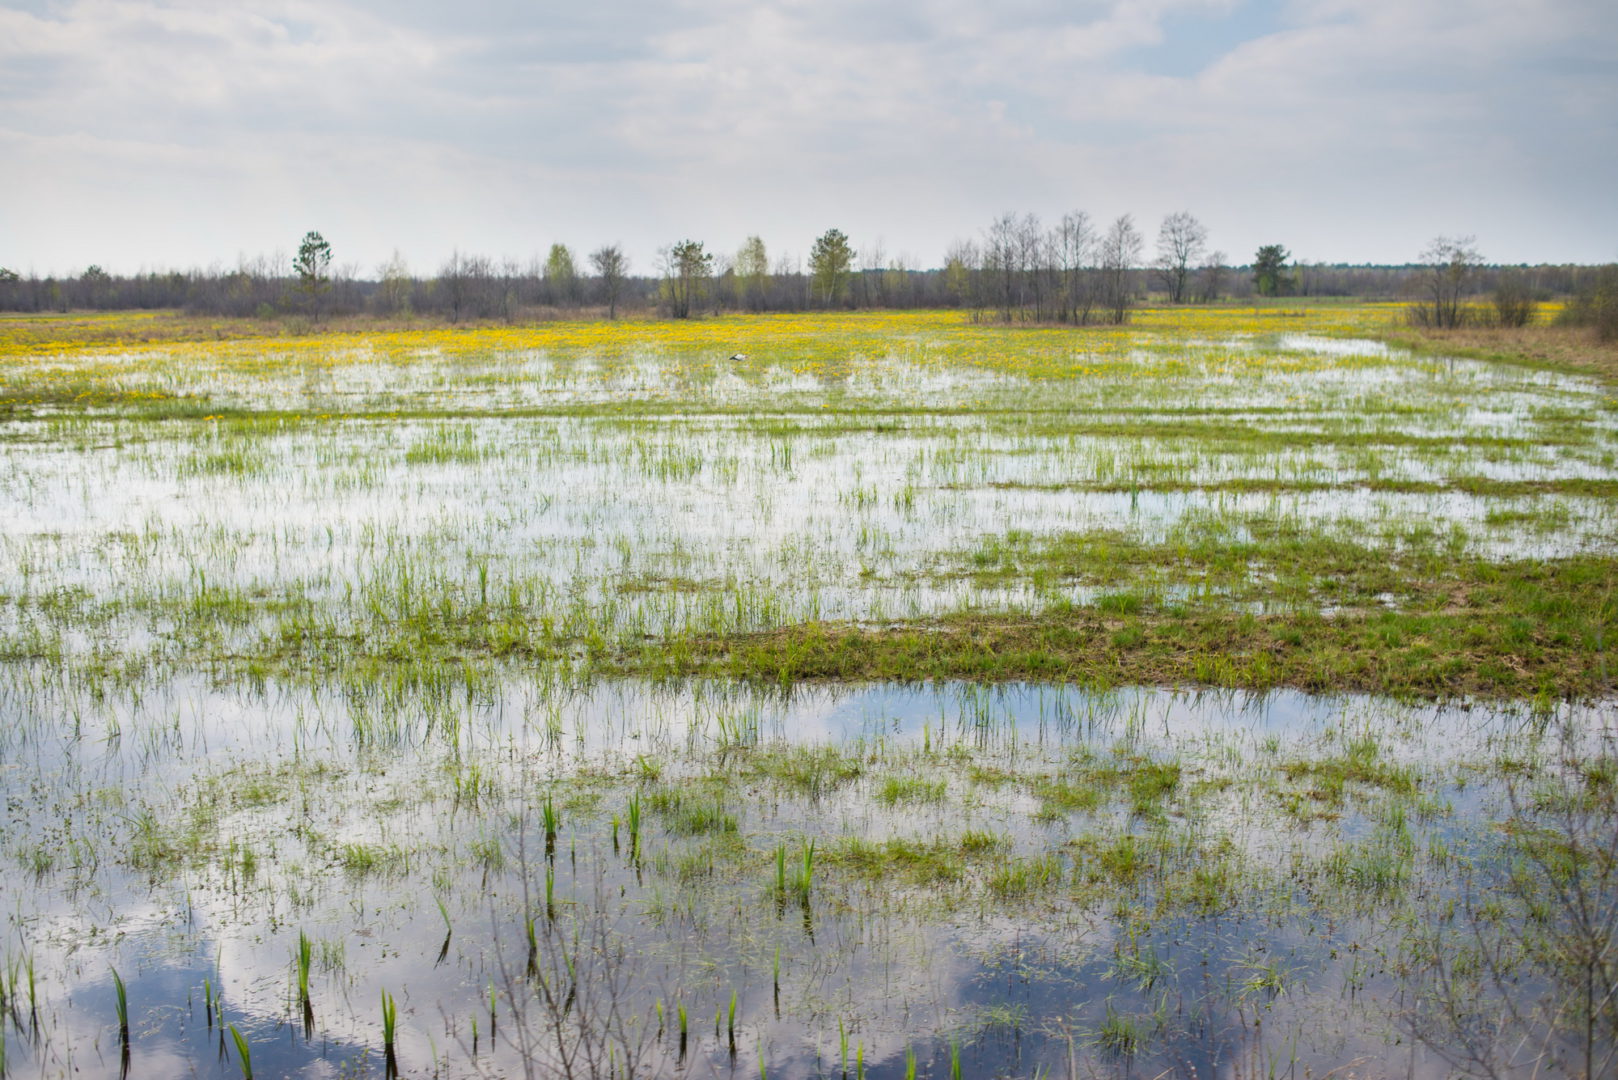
[{"x1": 3, "y1": 0, "x2": 1616, "y2": 276}]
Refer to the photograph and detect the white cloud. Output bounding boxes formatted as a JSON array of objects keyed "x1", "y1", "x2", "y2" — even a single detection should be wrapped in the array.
[{"x1": 1, "y1": 0, "x2": 1614, "y2": 273}]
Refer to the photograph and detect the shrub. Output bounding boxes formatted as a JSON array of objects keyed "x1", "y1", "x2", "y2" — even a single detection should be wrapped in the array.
[
  {"x1": 1558, "y1": 264, "x2": 1618, "y2": 342},
  {"x1": 1491, "y1": 270, "x2": 1537, "y2": 328}
]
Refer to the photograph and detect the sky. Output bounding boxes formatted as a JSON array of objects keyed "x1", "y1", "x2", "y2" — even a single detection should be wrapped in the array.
[{"x1": 2, "y1": 0, "x2": 1616, "y2": 277}]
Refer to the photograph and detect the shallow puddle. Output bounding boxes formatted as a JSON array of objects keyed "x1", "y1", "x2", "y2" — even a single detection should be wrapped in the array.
[
  {"x1": 3, "y1": 319, "x2": 1614, "y2": 1076},
  {"x1": 3, "y1": 674, "x2": 1613, "y2": 1078}
]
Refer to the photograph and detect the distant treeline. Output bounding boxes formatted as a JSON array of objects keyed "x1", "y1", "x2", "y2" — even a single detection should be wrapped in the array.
[{"x1": 1, "y1": 212, "x2": 1613, "y2": 325}]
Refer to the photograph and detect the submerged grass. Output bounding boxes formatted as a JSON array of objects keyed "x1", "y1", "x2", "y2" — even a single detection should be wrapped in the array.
[
  {"x1": 3, "y1": 672, "x2": 1613, "y2": 1077},
  {"x1": 1, "y1": 304, "x2": 1615, "y2": 1079}
]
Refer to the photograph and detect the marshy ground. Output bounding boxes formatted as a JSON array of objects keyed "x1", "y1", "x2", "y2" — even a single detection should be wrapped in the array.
[{"x1": 0, "y1": 306, "x2": 1613, "y2": 1078}]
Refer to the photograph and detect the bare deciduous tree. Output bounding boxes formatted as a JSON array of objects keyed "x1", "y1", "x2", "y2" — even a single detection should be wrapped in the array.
[
  {"x1": 1418, "y1": 235, "x2": 1482, "y2": 328},
  {"x1": 377, "y1": 250, "x2": 412, "y2": 315},
  {"x1": 432, "y1": 251, "x2": 498, "y2": 321},
  {"x1": 1562, "y1": 264, "x2": 1618, "y2": 341},
  {"x1": 981, "y1": 212, "x2": 1055, "y2": 321},
  {"x1": 589, "y1": 245, "x2": 628, "y2": 319},
  {"x1": 1052, "y1": 210, "x2": 1094, "y2": 324},
  {"x1": 505, "y1": 257, "x2": 531, "y2": 321},
  {"x1": 884, "y1": 252, "x2": 916, "y2": 309},
  {"x1": 984, "y1": 213, "x2": 1020, "y2": 321},
  {"x1": 1490, "y1": 269, "x2": 1536, "y2": 328},
  {"x1": 1014, "y1": 214, "x2": 1050, "y2": 320},
  {"x1": 771, "y1": 251, "x2": 805, "y2": 310},
  {"x1": 1197, "y1": 250, "x2": 1227, "y2": 303},
  {"x1": 1098, "y1": 214, "x2": 1143, "y2": 324},
  {"x1": 465, "y1": 253, "x2": 498, "y2": 319},
  {"x1": 438, "y1": 250, "x2": 471, "y2": 322},
  {"x1": 941, "y1": 240, "x2": 977, "y2": 309},
  {"x1": 1154, "y1": 212, "x2": 1207, "y2": 304},
  {"x1": 859, "y1": 238, "x2": 886, "y2": 308}
]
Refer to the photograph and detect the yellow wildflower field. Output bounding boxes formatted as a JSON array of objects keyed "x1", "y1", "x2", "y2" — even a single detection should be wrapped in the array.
[{"x1": 2, "y1": 304, "x2": 1414, "y2": 411}]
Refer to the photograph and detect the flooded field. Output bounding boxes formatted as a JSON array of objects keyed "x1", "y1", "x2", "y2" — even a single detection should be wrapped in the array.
[{"x1": 1, "y1": 307, "x2": 1614, "y2": 1077}]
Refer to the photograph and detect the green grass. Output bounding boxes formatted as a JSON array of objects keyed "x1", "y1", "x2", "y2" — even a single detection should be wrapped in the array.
[
  {"x1": 1281, "y1": 733, "x2": 1419, "y2": 807},
  {"x1": 827, "y1": 833, "x2": 1007, "y2": 886},
  {"x1": 339, "y1": 842, "x2": 407, "y2": 875},
  {"x1": 295, "y1": 930, "x2": 312, "y2": 1009},
  {"x1": 1094, "y1": 1002, "x2": 1157, "y2": 1056},
  {"x1": 986, "y1": 853, "x2": 1063, "y2": 899},
  {"x1": 111, "y1": 967, "x2": 128, "y2": 1041},
  {"x1": 381, "y1": 989, "x2": 398, "y2": 1059},
  {"x1": 876, "y1": 775, "x2": 947, "y2": 805},
  {"x1": 648, "y1": 788, "x2": 738, "y2": 836},
  {"x1": 3, "y1": 305, "x2": 1616, "y2": 1079},
  {"x1": 655, "y1": 566, "x2": 1614, "y2": 700},
  {"x1": 747, "y1": 745, "x2": 864, "y2": 797},
  {"x1": 229, "y1": 1024, "x2": 254, "y2": 1079}
]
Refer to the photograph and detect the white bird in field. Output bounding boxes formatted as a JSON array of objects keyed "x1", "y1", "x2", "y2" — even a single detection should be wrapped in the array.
[{"x1": 729, "y1": 353, "x2": 747, "y2": 362}]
